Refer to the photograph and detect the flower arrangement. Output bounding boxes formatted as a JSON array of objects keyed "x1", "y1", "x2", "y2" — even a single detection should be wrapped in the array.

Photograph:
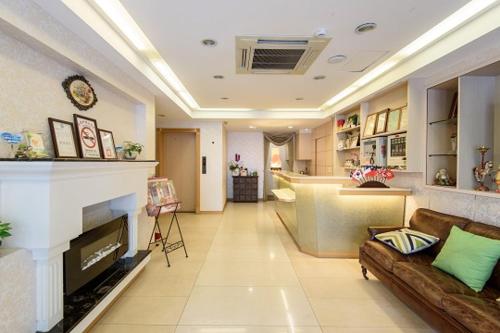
[
  {"x1": 350, "y1": 167, "x2": 395, "y2": 188},
  {"x1": 123, "y1": 141, "x2": 144, "y2": 160},
  {"x1": 229, "y1": 160, "x2": 240, "y2": 171}
]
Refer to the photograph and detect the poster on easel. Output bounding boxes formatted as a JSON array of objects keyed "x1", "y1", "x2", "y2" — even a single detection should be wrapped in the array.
[{"x1": 146, "y1": 178, "x2": 180, "y2": 216}]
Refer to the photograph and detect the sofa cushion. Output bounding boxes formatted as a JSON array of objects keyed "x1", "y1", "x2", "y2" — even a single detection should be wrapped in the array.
[
  {"x1": 393, "y1": 262, "x2": 478, "y2": 309},
  {"x1": 409, "y1": 209, "x2": 471, "y2": 256},
  {"x1": 465, "y1": 222, "x2": 500, "y2": 290},
  {"x1": 362, "y1": 240, "x2": 408, "y2": 272},
  {"x1": 442, "y1": 294, "x2": 500, "y2": 333},
  {"x1": 375, "y1": 228, "x2": 439, "y2": 254}
]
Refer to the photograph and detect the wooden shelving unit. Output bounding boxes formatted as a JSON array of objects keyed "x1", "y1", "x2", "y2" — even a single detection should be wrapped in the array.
[{"x1": 333, "y1": 107, "x2": 361, "y2": 176}]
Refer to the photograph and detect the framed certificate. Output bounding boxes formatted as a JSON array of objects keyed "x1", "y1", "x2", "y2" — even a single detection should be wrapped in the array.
[
  {"x1": 363, "y1": 113, "x2": 377, "y2": 137},
  {"x1": 73, "y1": 114, "x2": 102, "y2": 159},
  {"x1": 375, "y1": 109, "x2": 389, "y2": 134},
  {"x1": 48, "y1": 118, "x2": 79, "y2": 158},
  {"x1": 387, "y1": 108, "x2": 402, "y2": 132},
  {"x1": 98, "y1": 129, "x2": 117, "y2": 159}
]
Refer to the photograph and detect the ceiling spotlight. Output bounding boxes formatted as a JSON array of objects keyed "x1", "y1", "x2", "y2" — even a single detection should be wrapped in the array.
[
  {"x1": 288, "y1": 126, "x2": 294, "y2": 129},
  {"x1": 313, "y1": 75, "x2": 326, "y2": 80},
  {"x1": 213, "y1": 75, "x2": 224, "y2": 79},
  {"x1": 295, "y1": 97, "x2": 304, "y2": 101},
  {"x1": 201, "y1": 38, "x2": 217, "y2": 47},
  {"x1": 249, "y1": 125, "x2": 256, "y2": 129},
  {"x1": 328, "y1": 55, "x2": 347, "y2": 64},
  {"x1": 355, "y1": 22, "x2": 377, "y2": 34},
  {"x1": 220, "y1": 97, "x2": 229, "y2": 100}
]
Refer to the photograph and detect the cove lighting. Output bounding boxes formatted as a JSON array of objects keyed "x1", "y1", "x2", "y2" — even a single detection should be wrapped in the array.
[
  {"x1": 93, "y1": 0, "x2": 199, "y2": 110},
  {"x1": 322, "y1": 0, "x2": 498, "y2": 109}
]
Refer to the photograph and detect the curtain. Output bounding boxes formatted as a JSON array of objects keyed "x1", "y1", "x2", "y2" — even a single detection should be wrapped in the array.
[{"x1": 263, "y1": 133, "x2": 295, "y2": 201}]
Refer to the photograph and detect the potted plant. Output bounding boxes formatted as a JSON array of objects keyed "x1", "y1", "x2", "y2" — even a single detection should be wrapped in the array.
[
  {"x1": 0, "y1": 221, "x2": 12, "y2": 247},
  {"x1": 229, "y1": 160, "x2": 240, "y2": 176},
  {"x1": 123, "y1": 141, "x2": 144, "y2": 160}
]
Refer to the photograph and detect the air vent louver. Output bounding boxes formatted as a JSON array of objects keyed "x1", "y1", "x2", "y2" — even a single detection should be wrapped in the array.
[{"x1": 236, "y1": 36, "x2": 331, "y2": 74}]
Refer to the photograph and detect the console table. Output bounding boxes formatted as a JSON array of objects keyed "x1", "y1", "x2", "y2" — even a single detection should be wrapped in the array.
[{"x1": 232, "y1": 176, "x2": 258, "y2": 202}]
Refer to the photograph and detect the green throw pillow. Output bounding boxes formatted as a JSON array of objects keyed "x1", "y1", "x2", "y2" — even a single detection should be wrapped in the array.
[
  {"x1": 432, "y1": 226, "x2": 500, "y2": 292},
  {"x1": 375, "y1": 228, "x2": 439, "y2": 254}
]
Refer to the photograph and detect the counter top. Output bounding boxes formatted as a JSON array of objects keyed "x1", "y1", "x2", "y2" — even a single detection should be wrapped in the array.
[
  {"x1": 338, "y1": 187, "x2": 412, "y2": 196},
  {"x1": 272, "y1": 171, "x2": 350, "y2": 184}
]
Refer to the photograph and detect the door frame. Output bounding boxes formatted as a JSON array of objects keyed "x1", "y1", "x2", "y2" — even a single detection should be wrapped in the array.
[{"x1": 156, "y1": 128, "x2": 201, "y2": 213}]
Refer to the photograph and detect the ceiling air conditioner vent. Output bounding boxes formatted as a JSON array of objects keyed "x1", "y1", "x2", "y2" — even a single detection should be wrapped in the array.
[{"x1": 236, "y1": 36, "x2": 331, "y2": 75}]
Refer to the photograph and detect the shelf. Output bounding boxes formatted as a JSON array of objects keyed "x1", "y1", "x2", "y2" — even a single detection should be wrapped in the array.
[
  {"x1": 337, "y1": 146, "x2": 360, "y2": 152},
  {"x1": 424, "y1": 185, "x2": 500, "y2": 198},
  {"x1": 338, "y1": 187, "x2": 412, "y2": 196},
  {"x1": 336, "y1": 125, "x2": 360, "y2": 134},
  {"x1": 428, "y1": 153, "x2": 457, "y2": 157},
  {"x1": 362, "y1": 129, "x2": 407, "y2": 140},
  {"x1": 429, "y1": 118, "x2": 457, "y2": 126}
]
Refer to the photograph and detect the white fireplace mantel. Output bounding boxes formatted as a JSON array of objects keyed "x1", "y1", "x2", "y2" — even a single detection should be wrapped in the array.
[{"x1": 0, "y1": 160, "x2": 157, "y2": 332}]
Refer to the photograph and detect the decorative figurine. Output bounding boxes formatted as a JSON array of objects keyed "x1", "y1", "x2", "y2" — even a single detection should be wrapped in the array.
[
  {"x1": 434, "y1": 168, "x2": 456, "y2": 186},
  {"x1": 473, "y1": 146, "x2": 493, "y2": 191}
]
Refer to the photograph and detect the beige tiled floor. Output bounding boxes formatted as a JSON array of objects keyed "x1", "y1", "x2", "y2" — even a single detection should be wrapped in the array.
[{"x1": 90, "y1": 202, "x2": 435, "y2": 333}]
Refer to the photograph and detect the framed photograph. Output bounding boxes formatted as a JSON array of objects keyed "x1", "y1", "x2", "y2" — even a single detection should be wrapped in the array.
[
  {"x1": 400, "y1": 106, "x2": 408, "y2": 130},
  {"x1": 62, "y1": 75, "x2": 98, "y2": 111},
  {"x1": 363, "y1": 113, "x2": 377, "y2": 137},
  {"x1": 73, "y1": 114, "x2": 102, "y2": 159},
  {"x1": 375, "y1": 109, "x2": 389, "y2": 134},
  {"x1": 99, "y1": 129, "x2": 117, "y2": 159},
  {"x1": 23, "y1": 130, "x2": 48, "y2": 157},
  {"x1": 48, "y1": 118, "x2": 79, "y2": 158},
  {"x1": 387, "y1": 109, "x2": 402, "y2": 132}
]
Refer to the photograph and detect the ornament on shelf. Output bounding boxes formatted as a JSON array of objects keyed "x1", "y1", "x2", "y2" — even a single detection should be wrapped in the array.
[
  {"x1": 473, "y1": 146, "x2": 493, "y2": 192},
  {"x1": 350, "y1": 166, "x2": 395, "y2": 188},
  {"x1": 434, "y1": 168, "x2": 456, "y2": 186},
  {"x1": 0, "y1": 132, "x2": 23, "y2": 158}
]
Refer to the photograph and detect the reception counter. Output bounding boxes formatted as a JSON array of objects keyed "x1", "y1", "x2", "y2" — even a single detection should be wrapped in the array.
[{"x1": 272, "y1": 171, "x2": 411, "y2": 258}]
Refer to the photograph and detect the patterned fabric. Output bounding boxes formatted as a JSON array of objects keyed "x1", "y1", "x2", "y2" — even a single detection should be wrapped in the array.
[{"x1": 375, "y1": 228, "x2": 439, "y2": 254}]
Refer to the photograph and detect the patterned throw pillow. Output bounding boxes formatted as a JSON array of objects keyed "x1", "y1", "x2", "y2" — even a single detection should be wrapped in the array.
[{"x1": 375, "y1": 228, "x2": 439, "y2": 254}]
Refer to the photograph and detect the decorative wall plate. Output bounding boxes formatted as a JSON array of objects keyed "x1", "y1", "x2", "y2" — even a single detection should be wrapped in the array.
[{"x1": 62, "y1": 75, "x2": 98, "y2": 111}]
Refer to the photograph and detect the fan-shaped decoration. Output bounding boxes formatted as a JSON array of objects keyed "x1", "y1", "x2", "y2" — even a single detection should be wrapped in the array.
[{"x1": 350, "y1": 167, "x2": 395, "y2": 188}]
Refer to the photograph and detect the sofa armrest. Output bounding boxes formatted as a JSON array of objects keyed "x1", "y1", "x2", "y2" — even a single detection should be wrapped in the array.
[{"x1": 367, "y1": 226, "x2": 401, "y2": 240}]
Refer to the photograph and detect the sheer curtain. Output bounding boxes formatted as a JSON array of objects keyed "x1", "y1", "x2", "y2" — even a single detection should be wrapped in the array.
[{"x1": 263, "y1": 132, "x2": 295, "y2": 201}]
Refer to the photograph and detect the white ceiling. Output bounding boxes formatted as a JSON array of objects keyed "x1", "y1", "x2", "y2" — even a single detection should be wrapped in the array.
[{"x1": 121, "y1": 0, "x2": 468, "y2": 110}]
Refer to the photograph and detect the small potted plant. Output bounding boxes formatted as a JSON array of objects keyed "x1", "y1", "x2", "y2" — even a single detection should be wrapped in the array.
[
  {"x1": 0, "y1": 221, "x2": 12, "y2": 247},
  {"x1": 229, "y1": 160, "x2": 240, "y2": 176},
  {"x1": 123, "y1": 141, "x2": 144, "y2": 160}
]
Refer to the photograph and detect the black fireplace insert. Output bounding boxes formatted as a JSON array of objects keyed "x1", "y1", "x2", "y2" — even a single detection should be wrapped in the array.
[{"x1": 63, "y1": 214, "x2": 128, "y2": 295}]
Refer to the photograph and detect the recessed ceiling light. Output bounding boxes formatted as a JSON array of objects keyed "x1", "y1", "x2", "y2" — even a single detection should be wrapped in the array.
[
  {"x1": 201, "y1": 38, "x2": 217, "y2": 47},
  {"x1": 288, "y1": 126, "x2": 294, "y2": 129},
  {"x1": 355, "y1": 22, "x2": 377, "y2": 34},
  {"x1": 249, "y1": 125, "x2": 256, "y2": 129},
  {"x1": 220, "y1": 97, "x2": 229, "y2": 100},
  {"x1": 213, "y1": 75, "x2": 224, "y2": 79},
  {"x1": 295, "y1": 97, "x2": 304, "y2": 101},
  {"x1": 313, "y1": 75, "x2": 326, "y2": 80},
  {"x1": 328, "y1": 55, "x2": 347, "y2": 64}
]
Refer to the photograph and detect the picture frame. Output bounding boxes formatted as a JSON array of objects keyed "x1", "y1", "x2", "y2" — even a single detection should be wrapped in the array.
[
  {"x1": 387, "y1": 108, "x2": 402, "y2": 132},
  {"x1": 375, "y1": 109, "x2": 389, "y2": 134},
  {"x1": 350, "y1": 135, "x2": 360, "y2": 148},
  {"x1": 73, "y1": 114, "x2": 102, "y2": 159},
  {"x1": 23, "y1": 130, "x2": 48, "y2": 157},
  {"x1": 363, "y1": 113, "x2": 377, "y2": 137},
  {"x1": 400, "y1": 106, "x2": 408, "y2": 130},
  {"x1": 48, "y1": 118, "x2": 79, "y2": 158},
  {"x1": 98, "y1": 129, "x2": 117, "y2": 159},
  {"x1": 62, "y1": 75, "x2": 98, "y2": 111}
]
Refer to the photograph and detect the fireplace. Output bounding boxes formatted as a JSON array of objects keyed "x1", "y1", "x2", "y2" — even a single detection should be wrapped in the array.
[{"x1": 64, "y1": 214, "x2": 128, "y2": 295}]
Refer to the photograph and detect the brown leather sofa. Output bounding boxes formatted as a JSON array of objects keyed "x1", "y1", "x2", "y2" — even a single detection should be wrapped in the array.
[{"x1": 359, "y1": 208, "x2": 500, "y2": 333}]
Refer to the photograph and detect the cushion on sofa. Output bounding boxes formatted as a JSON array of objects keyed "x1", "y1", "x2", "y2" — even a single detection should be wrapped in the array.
[
  {"x1": 393, "y1": 262, "x2": 479, "y2": 309},
  {"x1": 375, "y1": 228, "x2": 439, "y2": 254},
  {"x1": 442, "y1": 294, "x2": 500, "y2": 333},
  {"x1": 465, "y1": 222, "x2": 500, "y2": 290},
  {"x1": 409, "y1": 209, "x2": 471, "y2": 256}
]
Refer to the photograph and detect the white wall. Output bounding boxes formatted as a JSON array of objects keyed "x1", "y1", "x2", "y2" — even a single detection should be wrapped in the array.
[
  {"x1": 156, "y1": 119, "x2": 226, "y2": 211},
  {"x1": 0, "y1": 30, "x2": 146, "y2": 158},
  {"x1": 227, "y1": 131, "x2": 264, "y2": 199}
]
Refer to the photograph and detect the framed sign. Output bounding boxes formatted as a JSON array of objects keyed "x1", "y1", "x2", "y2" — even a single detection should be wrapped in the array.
[
  {"x1": 62, "y1": 75, "x2": 98, "y2": 111},
  {"x1": 387, "y1": 109, "x2": 402, "y2": 132},
  {"x1": 23, "y1": 130, "x2": 48, "y2": 157},
  {"x1": 98, "y1": 129, "x2": 117, "y2": 159},
  {"x1": 375, "y1": 109, "x2": 389, "y2": 134},
  {"x1": 399, "y1": 106, "x2": 408, "y2": 130},
  {"x1": 363, "y1": 113, "x2": 377, "y2": 137},
  {"x1": 73, "y1": 114, "x2": 101, "y2": 159},
  {"x1": 48, "y1": 118, "x2": 79, "y2": 158}
]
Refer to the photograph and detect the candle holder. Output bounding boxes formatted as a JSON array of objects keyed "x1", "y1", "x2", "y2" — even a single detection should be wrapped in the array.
[{"x1": 473, "y1": 146, "x2": 493, "y2": 192}]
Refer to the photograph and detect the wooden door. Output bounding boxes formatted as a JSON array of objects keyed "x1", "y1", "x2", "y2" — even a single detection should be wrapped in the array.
[{"x1": 164, "y1": 132, "x2": 196, "y2": 212}]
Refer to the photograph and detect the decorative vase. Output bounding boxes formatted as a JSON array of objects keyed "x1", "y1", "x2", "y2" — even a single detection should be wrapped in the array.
[
  {"x1": 232, "y1": 168, "x2": 240, "y2": 176},
  {"x1": 124, "y1": 151, "x2": 138, "y2": 160}
]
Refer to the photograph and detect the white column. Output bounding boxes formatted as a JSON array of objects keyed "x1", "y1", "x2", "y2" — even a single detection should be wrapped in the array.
[
  {"x1": 124, "y1": 209, "x2": 142, "y2": 257},
  {"x1": 31, "y1": 243, "x2": 69, "y2": 332}
]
